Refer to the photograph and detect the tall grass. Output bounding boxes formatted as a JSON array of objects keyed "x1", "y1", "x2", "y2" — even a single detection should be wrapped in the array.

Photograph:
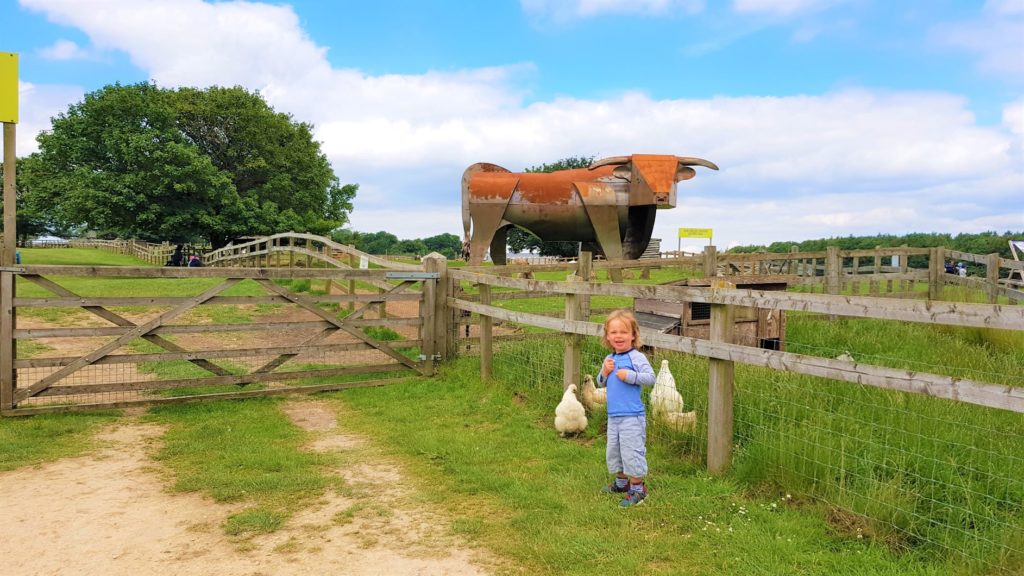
[
  {"x1": 334, "y1": 350, "x2": 949, "y2": 575},
  {"x1": 429, "y1": 313, "x2": 1023, "y2": 574}
]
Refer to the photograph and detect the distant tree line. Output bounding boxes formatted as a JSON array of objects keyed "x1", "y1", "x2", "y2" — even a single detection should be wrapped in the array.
[
  {"x1": 728, "y1": 231, "x2": 1023, "y2": 259},
  {"x1": 331, "y1": 229, "x2": 463, "y2": 260}
]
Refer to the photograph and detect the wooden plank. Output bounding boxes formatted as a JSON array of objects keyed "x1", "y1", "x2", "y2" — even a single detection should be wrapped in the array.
[
  {"x1": 421, "y1": 256, "x2": 438, "y2": 374},
  {"x1": 10, "y1": 265, "x2": 401, "y2": 280},
  {"x1": 14, "y1": 317, "x2": 420, "y2": 339},
  {"x1": 0, "y1": 272, "x2": 13, "y2": 410},
  {"x1": 448, "y1": 271, "x2": 1024, "y2": 329},
  {"x1": 479, "y1": 283, "x2": 492, "y2": 380},
  {"x1": 707, "y1": 292, "x2": 735, "y2": 475},
  {"x1": 13, "y1": 292, "x2": 421, "y2": 307},
  {"x1": 449, "y1": 298, "x2": 1024, "y2": 413},
  {"x1": 563, "y1": 274, "x2": 581, "y2": 390},
  {"x1": 15, "y1": 278, "x2": 242, "y2": 402},
  {"x1": 3, "y1": 376, "x2": 419, "y2": 417},
  {"x1": 35, "y1": 362, "x2": 411, "y2": 396},
  {"x1": 16, "y1": 340, "x2": 422, "y2": 368}
]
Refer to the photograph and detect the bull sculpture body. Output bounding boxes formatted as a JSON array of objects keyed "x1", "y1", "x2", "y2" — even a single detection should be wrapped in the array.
[{"x1": 461, "y1": 154, "x2": 718, "y2": 265}]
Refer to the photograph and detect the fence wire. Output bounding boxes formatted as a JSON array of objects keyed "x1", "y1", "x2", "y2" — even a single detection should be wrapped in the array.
[{"x1": 468, "y1": 319, "x2": 1024, "y2": 574}]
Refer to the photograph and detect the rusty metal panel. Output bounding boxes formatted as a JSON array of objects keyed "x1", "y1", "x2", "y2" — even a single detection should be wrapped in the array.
[
  {"x1": 574, "y1": 181, "x2": 618, "y2": 205},
  {"x1": 467, "y1": 172, "x2": 519, "y2": 203}
]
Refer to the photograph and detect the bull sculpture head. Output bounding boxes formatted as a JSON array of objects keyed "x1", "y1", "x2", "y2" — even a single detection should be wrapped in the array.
[{"x1": 462, "y1": 154, "x2": 718, "y2": 266}]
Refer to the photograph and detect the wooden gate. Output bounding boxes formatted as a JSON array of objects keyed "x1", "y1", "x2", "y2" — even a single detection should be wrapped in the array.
[{"x1": 0, "y1": 259, "x2": 448, "y2": 416}]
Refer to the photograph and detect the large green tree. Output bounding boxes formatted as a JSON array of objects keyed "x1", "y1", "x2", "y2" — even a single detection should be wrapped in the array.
[
  {"x1": 0, "y1": 158, "x2": 71, "y2": 244},
  {"x1": 21, "y1": 82, "x2": 355, "y2": 248}
]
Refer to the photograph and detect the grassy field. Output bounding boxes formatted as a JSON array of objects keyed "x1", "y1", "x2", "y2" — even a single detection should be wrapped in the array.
[{"x1": 2, "y1": 247, "x2": 1021, "y2": 574}]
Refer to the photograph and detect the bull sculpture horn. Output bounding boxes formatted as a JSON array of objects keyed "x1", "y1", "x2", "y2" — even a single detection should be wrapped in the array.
[
  {"x1": 588, "y1": 156, "x2": 631, "y2": 169},
  {"x1": 676, "y1": 156, "x2": 720, "y2": 171}
]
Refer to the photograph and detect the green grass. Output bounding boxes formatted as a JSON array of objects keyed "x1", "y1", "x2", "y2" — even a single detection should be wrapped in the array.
[
  {"x1": 322, "y1": 305, "x2": 1024, "y2": 575},
  {"x1": 330, "y1": 358, "x2": 950, "y2": 576},
  {"x1": 144, "y1": 398, "x2": 343, "y2": 537},
  {"x1": 16, "y1": 247, "x2": 153, "y2": 267},
  {"x1": 0, "y1": 411, "x2": 120, "y2": 471}
]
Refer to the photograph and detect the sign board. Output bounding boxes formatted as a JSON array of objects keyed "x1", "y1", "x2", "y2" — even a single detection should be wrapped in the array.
[
  {"x1": 678, "y1": 227, "x2": 713, "y2": 239},
  {"x1": 359, "y1": 255, "x2": 368, "y2": 269},
  {"x1": 678, "y1": 227, "x2": 713, "y2": 254},
  {"x1": 0, "y1": 52, "x2": 17, "y2": 123}
]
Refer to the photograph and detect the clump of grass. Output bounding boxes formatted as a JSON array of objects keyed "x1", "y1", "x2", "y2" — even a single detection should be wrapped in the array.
[
  {"x1": 0, "y1": 411, "x2": 120, "y2": 471},
  {"x1": 363, "y1": 326, "x2": 401, "y2": 341},
  {"x1": 145, "y1": 398, "x2": 343, "y2": 537}
]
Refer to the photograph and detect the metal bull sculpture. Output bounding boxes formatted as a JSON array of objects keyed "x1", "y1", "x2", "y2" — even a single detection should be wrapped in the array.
[{"x1": 461, "y1": 154, "x2": 718, "y2": 265}]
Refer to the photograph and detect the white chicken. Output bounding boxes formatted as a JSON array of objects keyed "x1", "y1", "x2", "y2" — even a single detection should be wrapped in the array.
[
  {"x1": 651, "y1": 360, "x2": 696, "y2": 431},
  {"x1": 554, "y1": 384, "x2": 588, "y2": 436},
  {"x1": 581, "y1": 374, "x2": 606, "y2": 411},
  {"x1": 663, "y1": 410, "x2": 698, "y2": 432},
  {"x1": 650, "y1": 360, "x2": 684, "y2": 416}
]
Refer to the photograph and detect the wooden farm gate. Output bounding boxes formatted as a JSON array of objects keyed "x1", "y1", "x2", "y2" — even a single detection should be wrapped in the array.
[{"x1": 0, "y1": 256, "x2": 450, "y2": 416}]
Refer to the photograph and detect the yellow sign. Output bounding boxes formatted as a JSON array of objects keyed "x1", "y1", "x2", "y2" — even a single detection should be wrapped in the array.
[
  {"x1": 678, "y1": 227, "x2": 713, "y2": 239},
  {"x1": 0, "y1": 52, "x2": 17, "y2": 123}
]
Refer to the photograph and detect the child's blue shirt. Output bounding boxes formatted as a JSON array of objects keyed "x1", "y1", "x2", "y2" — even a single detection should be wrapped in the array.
[{"x1": 597, "y1": 348, "x2": 655, "y2": 417}]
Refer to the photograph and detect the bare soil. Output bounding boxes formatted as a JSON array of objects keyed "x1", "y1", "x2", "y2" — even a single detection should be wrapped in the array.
[{"x1": 0, "y1": 400, "x2": 497, "y2": 576}]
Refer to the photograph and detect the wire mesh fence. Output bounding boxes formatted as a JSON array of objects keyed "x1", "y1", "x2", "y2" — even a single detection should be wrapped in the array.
[{"x1": 470, "y1": 318, "x2": 1024, "y2": 574}]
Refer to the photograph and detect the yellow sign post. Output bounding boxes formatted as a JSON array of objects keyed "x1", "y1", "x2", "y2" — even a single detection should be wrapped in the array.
[
  {"x1": 678, "y1": 227, "x2": 713, "y2": 253},
  {"x1": 0, "y1": 52, "x2": 17, "y2": 124}
]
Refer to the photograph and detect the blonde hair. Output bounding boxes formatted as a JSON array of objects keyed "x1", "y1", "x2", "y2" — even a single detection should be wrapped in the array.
[{"x1": 602, "y1": 309, "x2": 643, "y2": 350}]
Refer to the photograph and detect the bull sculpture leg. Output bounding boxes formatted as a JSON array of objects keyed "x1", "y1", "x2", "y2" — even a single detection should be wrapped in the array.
[
  {"x1": 467, "y1": 204, "x2": 509, "y2": 266},
  {"x1": 489, "y1": 224, "x2": 512, "y2": 266},
  {"x1": 583, "y1": 204, "x2": 624, "y2": 282}
]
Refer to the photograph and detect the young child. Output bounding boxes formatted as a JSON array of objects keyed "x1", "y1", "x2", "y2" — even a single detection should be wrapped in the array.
[{"x1": 597, "y1": 309, "x2": 656, "y2": 506}]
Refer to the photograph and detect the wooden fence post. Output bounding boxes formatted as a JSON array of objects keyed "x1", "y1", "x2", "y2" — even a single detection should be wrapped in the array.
[
  {"x1": 899, "y1": 244, "x2": 909, "y2": 293},
  {"x1": 479, "y1": 283, "x2": 492, "y2": 380},
  {"x1": 577, "y1": 251, "x2": 593, "y2": 321},
  {"x1": 421, "y1": 254, "x2": 448, "y2": 370},
  {"x1": 826, "y1": 246, "x2": 840, "y2": 296},
  {"x1": 0, "y1": 271, "x2": 14, "y2": 412},
  {"x1": 563, "y1": 273, "x2": 582, "y2": 391},
  {"x1": 444, "y1": 264, "x2": 456, "y2": 358},
  {"x1": 347, "y1": 245, "x2": 356, "y2": 312},
  {"x1": 703, "y1": 245, "x2": 718, "y2": 278},
  {"x1": 871, "y1": 246, "x2": 881, "y2": 295},
  {"x1": 707, "y1": 279, "x2": 735, "y2": 475},
  {"x1": 928, "y1": 247, "x2": 944, "y2": 300},
  {"x1": 986, "y1": 252, "x2": 1000, "y2": 304}
]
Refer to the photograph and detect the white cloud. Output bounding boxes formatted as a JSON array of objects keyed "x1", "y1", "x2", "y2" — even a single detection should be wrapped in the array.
[
  {"x1": 731, "y1": 0, "x2": 850, "y2": 17},
  {"x1": 37, "y1": 39, "x2": 93, "y2": 61},
  {"x1": 986, "y1": 0, "x2": 1024, "y2": 17},
  {"x1": 931, "y1": 1, "x2": 1024, "y2": 77},
  {"x1": 15, "y1": 81, "x2": 85, "y2": 156},
  {"x1": 14, "y1": 0, "x2": 1023, "y2": 248},
  {"x1": 520, "y1": 0, "x2": 704, "y2": 20}
]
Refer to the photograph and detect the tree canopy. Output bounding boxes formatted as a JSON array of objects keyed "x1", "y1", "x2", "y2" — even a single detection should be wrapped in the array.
[
  {"x1": 331, "y1": 229, "x2": 463, "y2": 259},
  {"x1": 20, "y1": 82, "x2": 355, "y2": 248}
]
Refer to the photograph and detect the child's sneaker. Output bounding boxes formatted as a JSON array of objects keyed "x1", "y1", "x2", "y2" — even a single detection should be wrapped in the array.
[
  {"x1": 602, "y1": 482, "x2": 629, "y2": 494},
  {"x1": 620, "y1": 486, "x2": 647, "y2": 507}
]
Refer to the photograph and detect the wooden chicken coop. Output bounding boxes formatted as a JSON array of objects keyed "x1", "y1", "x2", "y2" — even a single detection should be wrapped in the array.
[{"x1": 634, "y1": 276, "x2": 787, "y2": 351}]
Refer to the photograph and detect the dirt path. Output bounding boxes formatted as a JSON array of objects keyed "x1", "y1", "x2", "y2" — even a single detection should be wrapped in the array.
[{"x1": 0, "y1": 400, "x2": 495, "y2": 576}]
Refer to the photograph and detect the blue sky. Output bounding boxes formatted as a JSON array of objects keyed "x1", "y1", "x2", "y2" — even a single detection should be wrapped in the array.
[{"x1": 3, "y1": 0, "x2": 1023, "y2": 250}]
